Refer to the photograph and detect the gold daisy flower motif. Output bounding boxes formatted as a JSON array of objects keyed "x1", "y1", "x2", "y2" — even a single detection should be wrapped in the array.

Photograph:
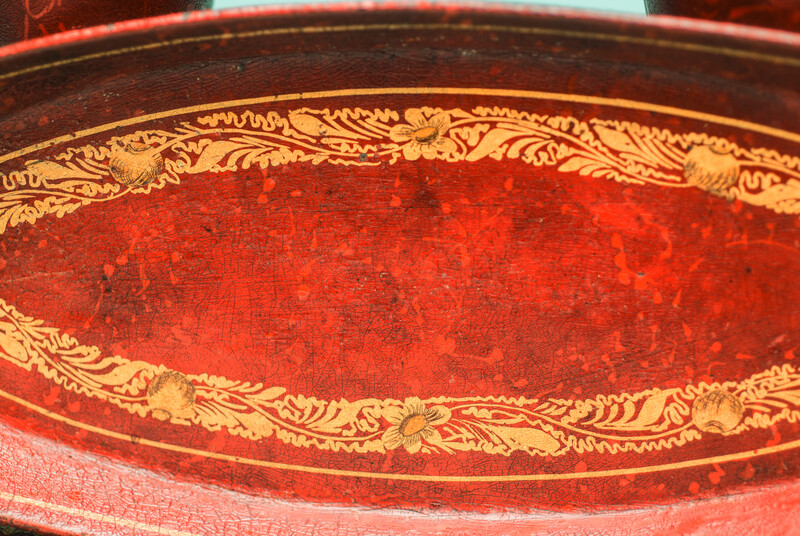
[
  {"x1": 389, "y1": 109, "x2": 458, "y2": 161},
  {"x1": 381, "y1": 397, "x2": 451, "y2": 454}
]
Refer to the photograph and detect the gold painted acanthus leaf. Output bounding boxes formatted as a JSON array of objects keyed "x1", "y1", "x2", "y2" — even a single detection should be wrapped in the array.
[
  {"x1": 487, "y1": 425, "x2": 562, "y2": 455},
  {"x1": 0, "y1": 331, "x2": 27, "y2": 363}
]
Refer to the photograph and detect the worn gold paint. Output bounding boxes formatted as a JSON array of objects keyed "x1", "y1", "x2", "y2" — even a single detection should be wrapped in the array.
[
  {"x1": 147, "y1": 371, "x2": 196, "y2": 422},
  {"x1": 692, "y1": 390, "x2": 745, "y2": 433},
  {"x1": 684, "y1": 145, "x2": 742, "y2": 195}
]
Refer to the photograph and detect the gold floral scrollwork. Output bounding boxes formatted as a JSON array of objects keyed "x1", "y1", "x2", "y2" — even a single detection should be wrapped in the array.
[
  {"x1": 2, "y1": 103, "x2": 800, "y2": 457},
  {"x1": 1, "y1": 298, "x2": 799, "y2": 457},
  {"x1": 2, "y1": 106, "x2": 800, "y2": 234}
]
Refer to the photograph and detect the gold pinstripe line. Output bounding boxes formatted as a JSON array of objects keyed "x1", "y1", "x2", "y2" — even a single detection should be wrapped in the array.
[
  {"x1": 0, "y1": 492, "x2": 202, "y2": 536},
  {"x1": 0, "y1": 386, "x2": 794, "y2": 482},
  {"x1": 1, "y1": 22, "x2": 799, "y2": 84}
]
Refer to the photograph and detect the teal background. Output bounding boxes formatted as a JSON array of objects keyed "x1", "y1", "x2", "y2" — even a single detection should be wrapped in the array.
[{"x1": 212, "y1": 0, "x2": 645, "y2": 14}]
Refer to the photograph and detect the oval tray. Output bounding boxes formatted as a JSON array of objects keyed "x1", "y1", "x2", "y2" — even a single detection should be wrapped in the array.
[{"x1": 2, "y1": 5, "x2": 800, "y2": 534}]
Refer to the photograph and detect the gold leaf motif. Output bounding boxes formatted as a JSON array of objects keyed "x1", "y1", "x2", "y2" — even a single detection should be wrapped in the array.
[
  {"x1": 558, "y1": 156, "x2": 607, "y2": 176},
  {"x1": 0, "y1": 331, "x2": 27, "y2": 363},
  {"x1": 600, "y1": 389, "x2": 679, "y2": 430},
  {"x1": 234, "y1": 411, "x2": 276, "y2": 439},
  {"x1": 25, "y1": 160, "x2": 101, "y2": 182},
  {"x1": 593, "y1": 125, "x2": 641, "y2": 155},
  {"x1": 289, "y1": 113, "x2": 329, "y2": 137},
  {"x1": 735, "y1": 179, "x2": 800, "y2": 214},
  {"x1": 89, "y1": 361, "x2": 155, "y2": 387},
  {"x1": 465, "y1": 128, "x2": 530, "y2": 162},
  {"x1": 288, "y1": 113, "x2": 359, "y2": 140},
  {"x1": 248, "y1": 386, "x2": 287, "y2": 402},
  {"x1": 183, "y1": 140, "x2": 249, "y2": 174},
  {"x1": 489, "y1": 426, "x2": 561, "y2": 455}
]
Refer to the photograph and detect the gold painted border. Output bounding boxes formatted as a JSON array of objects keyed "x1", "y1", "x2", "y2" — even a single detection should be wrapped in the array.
[
  {"x1": 4, "y1": 296, "x2": 799, "y2": 460},
  {"x1": 2, "y1": 87, "x2": 800, "y2": 479},
  {"x1": 2, "y1": 21, "x2": 800, "y2": 84},
  {"x1": 0, "y1": 385, "x2": 796, "y2": 482},
  {"x1": 4, "y1": 86, "x2": 800, "y2": 167}
]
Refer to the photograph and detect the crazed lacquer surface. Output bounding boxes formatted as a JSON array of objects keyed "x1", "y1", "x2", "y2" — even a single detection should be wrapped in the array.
[
  {"x1": 2, "y1": 7, "x2": 800, "y2": 534},
  {"x1": 4, "y1": 87, "x2": 800, "y2": 502}
]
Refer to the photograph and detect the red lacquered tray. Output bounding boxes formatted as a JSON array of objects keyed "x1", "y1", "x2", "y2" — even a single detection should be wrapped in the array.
[{"x1": 2, "y1": 4, "x2": 800, "y2": 535}]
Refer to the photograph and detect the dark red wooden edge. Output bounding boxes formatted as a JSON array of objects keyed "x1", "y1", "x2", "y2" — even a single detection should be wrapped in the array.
[
  {"x1": 4, "y1": 1, "x2": 800, "y2": 62},
  {"x1": 0, "y1": 0, "x2": 213, "y2": 46}
]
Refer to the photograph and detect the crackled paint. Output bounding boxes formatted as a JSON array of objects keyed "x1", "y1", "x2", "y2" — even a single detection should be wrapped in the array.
[
  {"x1": 0, "y1": 0, "x2": 212, "y2": 46},
  {"x1": 2, "y1": 5, "x2": 800, "y2": 535}
]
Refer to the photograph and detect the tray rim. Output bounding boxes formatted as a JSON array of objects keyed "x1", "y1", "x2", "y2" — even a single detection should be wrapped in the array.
[{"x1": 3, "y1": 0, "x2": 800, "y2": 65}]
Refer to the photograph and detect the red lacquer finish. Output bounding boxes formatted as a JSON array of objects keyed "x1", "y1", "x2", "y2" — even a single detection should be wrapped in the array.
[
  {"x1": 0, "y1": 0, "x2": 213, "y2": 46},
  {"x1": 646, "y1": 0, "x2": 800, "y2": 32},
  {"x1": 2, "y1": 4, "x2": 800, "y2": 535}
]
